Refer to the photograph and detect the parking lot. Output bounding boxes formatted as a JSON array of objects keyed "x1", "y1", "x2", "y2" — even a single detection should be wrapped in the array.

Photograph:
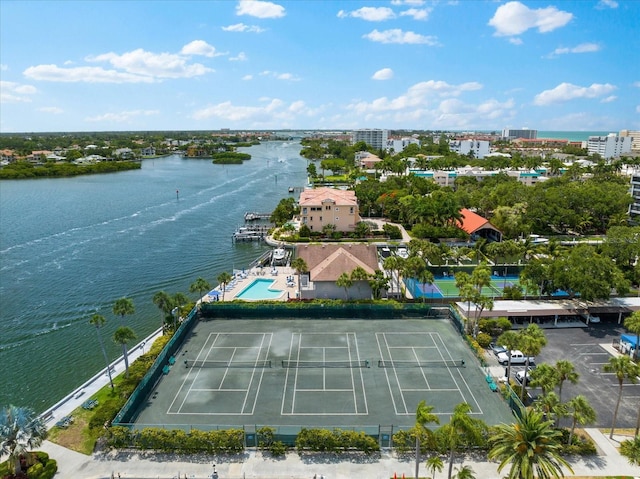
[{"x1": 519, "y1": 323, "x2": 638, "y2": 429}]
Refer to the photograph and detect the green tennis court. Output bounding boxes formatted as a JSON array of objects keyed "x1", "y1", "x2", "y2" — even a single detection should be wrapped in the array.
[
  {"x1": 131, "y1": 318, "x2": 512, "y2": 431},
  {"x1": 408, "y1": 276, "x2": 522, "y2": 299}
]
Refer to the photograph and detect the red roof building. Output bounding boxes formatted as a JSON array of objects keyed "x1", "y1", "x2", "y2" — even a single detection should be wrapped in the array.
[{"x1": 456, "y1": 208, "x2": 502, "y2": 242}]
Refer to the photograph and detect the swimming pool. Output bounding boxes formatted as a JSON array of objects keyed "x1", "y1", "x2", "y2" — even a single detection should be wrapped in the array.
[{"x1": 235, "y1": 278, "x2": 284, "y2": 301}]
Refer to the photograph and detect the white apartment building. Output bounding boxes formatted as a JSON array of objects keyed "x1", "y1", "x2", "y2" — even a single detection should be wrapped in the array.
[
  {"x1": 352, "y1": 129, "x2": 389, "y2": 150},
  {"x1": 620, "y1": 130, "x2": 640, "y2": 152},
  {"x1": 448, "y1": 139, "x2": 490, "y2": 159},
  {"x1": 587, "y1": 134, "x2": 632, "y2": 159},
  {"x1": 502, "y1": 128, "x2": 537, "y2": 140},
  {"x1": 386, "y1": 137, "x2": 420, "y2": 153},
  {"x1": 630, "y1": 170, "x2": 640, "y2": 221}
]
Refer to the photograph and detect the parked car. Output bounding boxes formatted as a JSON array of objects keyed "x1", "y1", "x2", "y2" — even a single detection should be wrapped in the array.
[
  {"x1": 489, "y1": 343, "x2": 507, "y2": 356},
  {"x1": 515, "y1": 367, "x2": 535, "y2": 385},
  {"x1": 497, "y1": 350, "x2": 535, "y2": 365}
]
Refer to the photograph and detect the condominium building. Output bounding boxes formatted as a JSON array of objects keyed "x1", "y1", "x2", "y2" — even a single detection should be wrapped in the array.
[
  {"x1": 502, "y1": 128, "x2": 538, "y2": 140},
  {"x1": 448, "y1": 139, "x2": 490, "y2": 159},
  {"x1": 587, "y1": 134, "x2": 632, "y2": 159},
  {"x1": 620, "y1": 130, "x2": 640, "y2": 152},
  {"x1": 630, "y1": 170, "x2": 640, "y2": 221},
  {"x1": 352, "y1": 129, "x2": 389, "y2": 150},
  {"x1": 386, "y1": 136, "x2": 420, "y2": 153},
  {"x1": 299, "y1": 187, "x2": 360, "y2": 232}
]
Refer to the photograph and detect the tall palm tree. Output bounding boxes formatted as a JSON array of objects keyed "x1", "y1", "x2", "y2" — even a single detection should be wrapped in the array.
[
  {"x1": 336, "y1": 272, "x2": 353, "y2": 300},
  {"x1": 444, "y1": 403, "x2": 485, "y2": 479},
  {"x1": 529, "y1": 363, "x2": 559, "y2": 397},
  {"x1": 566, "y1": 395, "x2": 596, "y2": 444},
  {"x1": 426, "y1": 455, "x2": 444, "y2": 479},
  {"x1": 0, "y1": 405, "x2": 47, "y2": 474},
  {"x1": 453, "y1": 465, "x2": 476, "y2": 479},
  {"x1": 113, "y1": 326, "x2": 136, "y2": 378},
  {"x1": 290, "y1": 257, "x2": 308, "y2": 299},
  {"x1": 216, "y1": 271, "x2": 233, "y2": 301},
  {"x1": 190, "y1": 277, "x2": 211, "y2": 307},
  {"x1": 172, "y1": 292, "x2": 189, "y2": 330},
  {"x1": 415, "y1": 400, "x2": 440, "y2": 479},
  {"x1": 417, "y1": 268, "x2": 435, "y2": 303},
  {"x1": 89, "y1": 313, "x2": 114, "y2": 390},
  {"x1": 489, "y1": 407, "x2": 573, "y2": 479},
  {"x1": 603, "y1": 355, "x2": 640, "y2": 438},
  {"x1": 497, "y1": 330, "x2": 521, "y2": 382},
  {"x1": 532, "y1": 392, "x2": 565, "y2": 426},
  {"x1": 554, "y1": 360, "x2": 579, "y2": 403},
  {"x1": 113, "y1": 297, "x2": 135, "y2": 323},
  {"x1": 152, "y1": 291, "x2": 173, "y2": 332},
  {"x1": 519, "y1": 324, "x2": 547, "y2": 403},
  {"x1": 350, "y1": 266, "x2": 370, "y2": 299}
]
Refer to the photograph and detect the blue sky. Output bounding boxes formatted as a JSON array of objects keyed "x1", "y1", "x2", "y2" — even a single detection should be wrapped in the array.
[{"x1": 1, "y1": 0, "x2": 638, "y2": 133}]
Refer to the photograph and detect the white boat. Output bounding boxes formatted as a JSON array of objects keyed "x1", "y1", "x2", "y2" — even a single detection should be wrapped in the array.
[
  {"x1": 272, "y1": 247, "x2": 286, "y2": 264},
  {"x1": 396, "y1": 247, "x2": 409, "y2": 259}
]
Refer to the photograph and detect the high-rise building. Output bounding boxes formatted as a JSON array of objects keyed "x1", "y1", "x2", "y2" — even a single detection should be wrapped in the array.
[
  {"x1": 587, "y1": 134, "x2": 632, "y2": 159},
  {"x1": 502, "y1": 128, "x2": 537, "y2": 140},
  {"x1": 352, "y1": 129, "x2": 388, "y2": 150},
  {"x1": 620, "y1": 130, "x2": 640, "y2": 152},
  {"x1": 448, "y1": 139, "x2": 490, "y2": 159}
]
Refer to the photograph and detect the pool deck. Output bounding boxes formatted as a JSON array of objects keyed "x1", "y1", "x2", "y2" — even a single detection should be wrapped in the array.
[{"x1": 201, "y1": 266, "x2": 298, "y2": 303}]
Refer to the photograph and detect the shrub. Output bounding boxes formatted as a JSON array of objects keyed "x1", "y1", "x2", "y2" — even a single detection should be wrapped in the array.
[
  {"x1": 268, "y1": 441, "x2": 288, "y2": 457},
  {"x1": 476, "y1": 332, "x2": 492, "y2": 348}
]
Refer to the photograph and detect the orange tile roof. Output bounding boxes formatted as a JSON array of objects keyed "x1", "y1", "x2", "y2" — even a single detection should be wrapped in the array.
[
  {"x1": 299, "y1": 187, "x2": 358, "y2": 207},
  {"x1": 456, "y1": 208, "x2": 490, "y2": 234}
]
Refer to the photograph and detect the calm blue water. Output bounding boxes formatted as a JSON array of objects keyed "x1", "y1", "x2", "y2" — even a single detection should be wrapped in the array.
[
  {"x1": 235, "y1": 278, "x2": 284, "y2": 300},
  {"x1": 0, "y1": 141, "x2": 307, "y2": 412}
]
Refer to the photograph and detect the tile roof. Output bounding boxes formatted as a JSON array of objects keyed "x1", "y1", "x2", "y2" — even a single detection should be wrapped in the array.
[
  {"x1": 457, "y1": 208, "x2": 491, "y2": 234},
  {"x1": 297, "y1": 244, "x2": 378, "y2": 282},
  {"x1": 299, "y1": 187, "x2": 358, "y2": 207}
]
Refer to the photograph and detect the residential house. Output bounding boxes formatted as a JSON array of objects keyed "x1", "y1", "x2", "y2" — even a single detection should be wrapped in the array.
[
  {"x1": 299, "y1": 187, "x2": 360, "y2": 233},
  {"x1": 296, "y1": 244, "x2": 379, "y2": 300},
  {"x1": 456, "y1": 208, "x2": 502, "y2": 242}
]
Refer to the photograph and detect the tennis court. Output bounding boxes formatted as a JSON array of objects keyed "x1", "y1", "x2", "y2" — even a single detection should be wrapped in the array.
[
  {"x1": 132, "y1": 319, "x2": 512, "y2": 430},
  {"x1": 407, "y1": 276, "x2": 522, "y2": 299}
]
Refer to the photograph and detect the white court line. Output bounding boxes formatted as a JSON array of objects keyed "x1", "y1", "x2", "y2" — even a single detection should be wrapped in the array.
[
  {"x1": 413, "y1": 346, "x2": 431, "y2": 390},
  {"x1": 348, "y1": 333, "x2": 358, "y2": 414},
  {"x1": 353, "y1": 332, "x2": 369, "y2": 414},
  {"x1": 280, "y1": 334, "x2": 297, "y2": 415},
  {"x1": 384, "y1": 332, "x2": 409, "y2": 414}
]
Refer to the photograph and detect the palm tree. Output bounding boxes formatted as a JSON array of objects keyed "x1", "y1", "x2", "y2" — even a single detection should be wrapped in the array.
[
  {"x1": 290, "y1": 257, "x2": 308, "y2": 299},
  {"x1": 336, "y1": 272, "x2": 353, "y2": 300},
  {"x1": 89, "y1": 313, "x2": 114, "y2": 390},
  {"x1": 189, "y1": 277, "x2": 211, "y2": 307},
  {"x1": 114, "y1": 326, "x2": 136, "y2": 378},
  {"x1": 529, "y1": 363, "x2": 559, "y2": 397},
  {"x1": 444, "y1": 403, "x2": 485, "y2": 479},
  {"x1": 426, "y1": 455, "x2": 444, "y2": 479},
  {"x1": 415, "y1": 400, "x2": 440, "y2": 479},
  {"x1": 566, "y1": 395, "x2": 596, "y2": 444},
  {"x1": 554, "y1": 360, "x2": 579, "y2": 403},
  {"x1": 453, "y1": 465, "x2": 476, "y2": 479},
  {"x1": 603, "y1": 355, "x2": 640, "y2": 438},
  {"x1": 368, "y1": 269, "x2": 389, "y2": 300},
  {"x1": 489, "y1": 407, "x2": 573, "y2": 479},
  {"x1": 532, "y1": 392, "x2": 565, "y2": 425},
  {"x1": 417, "y1": 268, "x2": 435, "y2": 303},
  {"x1": 350, "y1": 266, "x2": 370, "y2": 299},
  {"x1": 497, "y1": 330, "x2": 521, "y2": 382},
  {"x1": 152, "y1": 291, "x2": 173, "y2": 332},
  {"x1": 519, "y1": 324, "x2": 547, "y2": 403},
  {"x1": 217, "y1": 271, "x2": 233, "y2": 301},
  {"x1": 172, "y1": 292, "x2": 189, "y2": 330},
  {"x1": 619, "y1": 435, "x2": 640, "y2": 466},
  {"x1": 0, "y1": 405, "x2": 47, "y2": 474},
  {"x1": 113, "y1": 297, "x2": 135, "y2": 323}
]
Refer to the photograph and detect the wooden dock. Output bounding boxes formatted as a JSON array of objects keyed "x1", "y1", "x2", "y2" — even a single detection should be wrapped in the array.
[
  {"x1": 244, "y1": 212, "x2": 272, "y2": 221},
  {"x1": 233, "y1": 225, "x2": 271, "y2": 241}
]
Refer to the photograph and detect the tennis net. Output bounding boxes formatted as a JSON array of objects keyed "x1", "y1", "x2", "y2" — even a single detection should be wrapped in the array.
[
  {"x1": 377, "y1": 359, "x2": 464, "y2": 368},
  {"x1": 282, "y1": 360, "x2": 370, "y2": 368},
  {"x1": 185, "y1": 359, "x2": 272, "y2": 368}
]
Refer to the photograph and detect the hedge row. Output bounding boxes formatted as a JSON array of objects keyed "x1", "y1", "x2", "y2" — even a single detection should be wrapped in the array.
[{"x1": 295, "y1": 428, "x2": 380, "y2": 455}]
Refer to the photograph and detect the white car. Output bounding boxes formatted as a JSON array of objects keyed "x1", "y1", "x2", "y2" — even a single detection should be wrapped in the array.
[
  {"x1": 515, "y1": 367, "x2": 535, "y2": 385},
  {"x1": 497, "y1": 350, "x2": 535, "y2": 366},
  {"x1": 396, "y1": 247, "x2": 409, "y2": 259}
]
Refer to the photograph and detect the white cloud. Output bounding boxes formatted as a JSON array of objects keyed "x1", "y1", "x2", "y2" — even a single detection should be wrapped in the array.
[
  {"x1": 363, "y1": 29, "x2": 439, "y2": 45},
  {"x1": 596, "y1": 0, "x2": 618, "y2": 9},
  {"x1": 180, "y1": 40, "x2": 220, "y2": 58},
  {"x1": 222, "y1": 23, "x2": 265, "y2": 33},
  {"x1": 489, "y1": 1, "x2": 573, "y2": 37},
  {"x1": 372, "y1": 68, "x2": 394, "y2": 80},
  {"x1": 242, "y1": 74, "x2": 253, "y2": 80},
  {"x1": 230, "y1": 52, "x2": 248, "y2": 61},
  {"x1": 391, "y1": 0, "x2": 425, "y2": 5},
  {"x1": 86, "y1": 109, "x2": 159, "y2": 123},
  {"x1": 0, "y1": 64, "x2": 7, "y2": 71},
  {"x1": 0, "y1": 81, "x2": 37, "y2": 103},
  {"x1": 400, "y1": 8, "x2": 431, "y2": 20},
  {"x1": 259, "y1": 70, "x2": 300, "y2": 81},
  {"x1": 193, "y1": 98, "x2": 290, "y2": 121},
  {"x1": 39, "y1": 106, "x2": 63, "y2": 114},
  {"x1": 236, "y1": 0, "x2": 285, "y2": 19},
  {"x1": 88, "y1": 48, "x2": 212, "y2": 79},
  {"x1": 24, "y1": 64, "x2": 156, "y2": 83},
  {"x1": 533, "y1": 82, "x2": 617, "y2": 105},
  {"x1": 550, "y1": 42, "x2": 600, "y2": 56},
  {"x1": 337, "y1": 7, "x2": 396, "y2": 21},
  {"x1": 509, "y1": 38, "x2": 523, "y2": 46},
  {"x1": 601, "y1": 95, "x2": 617, "y2": 103}
]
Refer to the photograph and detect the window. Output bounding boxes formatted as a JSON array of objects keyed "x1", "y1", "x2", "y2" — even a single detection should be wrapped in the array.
[
  {"x1": 319, "y1": 216, "x2": 322, "y2": 221},
  {"x1": 335, "y1": 207, "x2": 339, "y2": 212},
  {"x1": 302, "y1": 207, "x2": 307, "y2": 214},
  {"x1": 350, "y1": 207, "x2": 354, "y2": 214}
]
